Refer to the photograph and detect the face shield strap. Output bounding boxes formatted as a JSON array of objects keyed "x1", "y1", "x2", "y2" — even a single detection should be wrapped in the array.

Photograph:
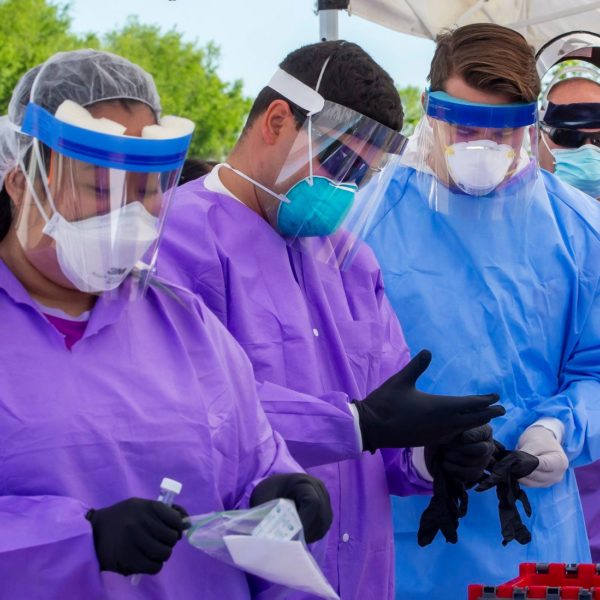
[
  {"x1": 17, "y1": 149, "x2": 54, "y2": 226},
  {"x1": 222, "y1": 163, "x2": 289, "y2": 204},
  {"x1": 426, "y1": 91, "x2": 538, "y2": 128},
  {"x1": 31, "y1": 138, "x2": 59, "y2": 220},
  {"x1": 20, "y1": 103, "x2": 192, "y2": 173},
  {"x1": 539, "y1": 130, "x2": 556, "y2": 167},
  {"x1": 267, "y1": 54, "x2": 337, "y2": 186},
  {"x1": 308, "y1": 56, "x2": 334, "y2": 184},
  {"x1": 18, "y1": 134, "x2": 67, "y2": 226}
]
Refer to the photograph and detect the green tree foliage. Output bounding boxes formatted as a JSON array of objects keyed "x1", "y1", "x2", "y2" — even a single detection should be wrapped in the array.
[
  {"x1": 0, "y1": 0, "x2": 97, "y2": 113},
  {"x1": 0, "y1": 2, "x2": 250, "y2": 160},
  {"x1": 398, "y1": 85, "x2": 424, "y2": 136},
  {"x1": 104, "y1": 18, "x2": 250, "y2": 160}
]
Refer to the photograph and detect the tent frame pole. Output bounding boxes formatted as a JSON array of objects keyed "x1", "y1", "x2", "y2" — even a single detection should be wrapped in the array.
[
  {"x1": 316, "y1": 0, "x2": 348, "y2": 41},
  {"x1": 319, "y1": 9, "x2": 340, "y2": 41}
]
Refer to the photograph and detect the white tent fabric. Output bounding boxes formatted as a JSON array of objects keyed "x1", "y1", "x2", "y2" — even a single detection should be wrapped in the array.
[{"x1": 346, "y1": 0, "x2": 600, "y2": 51}]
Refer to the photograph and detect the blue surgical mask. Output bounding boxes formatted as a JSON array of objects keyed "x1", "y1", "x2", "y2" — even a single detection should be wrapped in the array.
[
  {"x1": 222, "y1": 164, "x2": 357, "y2": 238},
  {"x1": 276, "y1": 176, "x2": 357, "y2": 237},
  {"x1": 552, "y1": 144, "x2": 600, "y2": 198}
]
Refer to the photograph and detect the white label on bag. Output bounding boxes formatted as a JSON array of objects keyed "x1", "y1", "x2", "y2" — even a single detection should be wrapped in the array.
[{"x1": 251, "y1": 498, "x2": 302, "y2": 541}]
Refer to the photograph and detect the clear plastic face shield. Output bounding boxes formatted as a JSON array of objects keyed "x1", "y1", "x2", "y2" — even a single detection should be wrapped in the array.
[
  {"x1": 415, "y1": 91, "x2": 539, "y2": 219},
  {"x1": 536, "y1": 31, "x2": 600, "y2": 80},
  {"x1": 537, "y1": 32, "x2": 600, "y2": 198},
  {"x1": 14, "y1": 100, "x2": 193, "y2": 294},
  {"x1": 538, "y1": 31, "x2": 600, "y2": 128},
  {"x1": 226, "y1": 66, "x2": 407, "y2": 269}
]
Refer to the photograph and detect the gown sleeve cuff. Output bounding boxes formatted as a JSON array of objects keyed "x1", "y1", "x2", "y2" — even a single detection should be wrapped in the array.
[
  {"x1": 348, "y1": 402, "x2": 363, "y2": 453},
  {"x1": 411, "y1": 446, "x2": 434, "y2": 482},
  {"x1": 526, "y1": 417, "x2": 565, "y2": 445}
]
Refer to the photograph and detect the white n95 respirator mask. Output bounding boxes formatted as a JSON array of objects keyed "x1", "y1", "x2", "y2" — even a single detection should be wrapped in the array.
[
  {"x1": 42, "y1": 201, "x2": 159, "y2": 293},
  {"x1": 445, "y1": 140, "x2": 516, "y2": 196}
]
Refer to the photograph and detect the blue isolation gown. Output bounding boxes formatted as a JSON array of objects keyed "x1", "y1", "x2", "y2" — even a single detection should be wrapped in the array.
[{"x1": 365, "y1": 166, "x2": 600, "y2": 598}]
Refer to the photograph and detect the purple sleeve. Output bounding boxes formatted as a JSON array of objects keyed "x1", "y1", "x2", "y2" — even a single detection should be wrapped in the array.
[
  {"x1": 381, "y1": 448, "x2": 433, "y2": 496},
  {"x1": 198, "y1": 302, "x2": 304, "y2": 510},
  {"x1": 257, "y1": 381, "x2": 361, "y2": 468},
  {"x1": 0, "y1": 495, "x2": 104, "y2": 598}
]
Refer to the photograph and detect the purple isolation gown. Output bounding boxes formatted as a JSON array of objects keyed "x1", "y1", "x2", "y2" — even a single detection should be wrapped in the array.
[
  {"x1": 158, "y1": 175, "x2": 432, "y2": 600},
  {"x1": 0, "y1": 260, "x2": 302, "y2": 600}
]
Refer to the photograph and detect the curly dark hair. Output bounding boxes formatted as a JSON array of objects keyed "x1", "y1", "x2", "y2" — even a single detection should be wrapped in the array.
[{"x1": 243, "y1": 40, "x2": 403, "y2": 133}]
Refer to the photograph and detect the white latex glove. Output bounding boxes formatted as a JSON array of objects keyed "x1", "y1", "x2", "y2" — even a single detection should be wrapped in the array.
[{"x1": 516, "y1": 425, "x2": 569, "y2": 488}]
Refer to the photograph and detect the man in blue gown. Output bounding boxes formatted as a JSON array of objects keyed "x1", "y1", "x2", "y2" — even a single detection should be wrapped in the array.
[{"x1": 365, "y1": 23, "x2": 600, "y2": 598}]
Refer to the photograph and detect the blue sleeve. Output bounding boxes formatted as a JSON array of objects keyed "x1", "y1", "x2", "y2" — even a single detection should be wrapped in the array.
[
  {"x1": 555, "y1": 275, "x2": 600, "y2": 466},
  {"x1": 517, "y1": 176, "x2": 600, "y2": 466}
]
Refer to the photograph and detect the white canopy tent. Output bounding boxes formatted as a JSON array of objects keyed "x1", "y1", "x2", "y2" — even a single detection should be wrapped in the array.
[{"x1": 317, "y1": 0, "x2": 600, "y2": 52}]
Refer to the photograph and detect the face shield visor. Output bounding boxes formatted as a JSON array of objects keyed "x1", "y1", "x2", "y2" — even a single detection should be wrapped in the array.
[
  {"x1": 538, "y1": 31, "x2": 600, "y2": 127},
  {"x1": 413, "y1": 91, "x2": 538, "y2": 219},
  {"x1": 15, "y1": 100, "x2": 193, "y2": 294},
  {"x1": 226, "y1": 67, "x2": 407, "y2": 269},
  {"x1": 536, "y1": 31, "x2": 600, "y2": 79}
]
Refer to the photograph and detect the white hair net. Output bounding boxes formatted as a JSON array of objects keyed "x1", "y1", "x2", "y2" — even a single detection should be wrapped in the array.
[
  {"x1": 0, "y1": 117, "x2": 17, "y2": 192},
  {"x1": 0, "y1": 49, "x2": 162, "y2": 190}
]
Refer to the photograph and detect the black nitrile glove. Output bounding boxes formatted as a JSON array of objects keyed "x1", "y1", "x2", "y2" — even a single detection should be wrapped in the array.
[
  {"x1": 417, "y1": 425, "x2": 495, "y2": 546},
  {"x1": 418, "y1": 462, "x2": 468, "y2": 546},
  {"x1": 86, "y1": 498, "x2": 188, "y2": 576},
  {"x1": 476, "y1": 441, "x2": 539, "y2": 546},
  {"x1": 353, "y1": 350, "x2": 505, "y2": 452},
  {"x1": 250, "y1": 474, "x2": 333, "y2": 544},
  {"x1": 428, "y1": 425, "x2": 496, "y2": 484}
]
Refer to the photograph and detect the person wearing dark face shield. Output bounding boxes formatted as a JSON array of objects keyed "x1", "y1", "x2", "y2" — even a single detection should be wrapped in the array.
[
  {"x1": 0, "y1": 49, "x2": 333, "y2": 599},
  {"x1": 158, "y1": 41, "x2": 505, "y2": 600},
  {"x1": 539, "y1": 78, "x2": 600, "y2": 200},
  {"x1": 364, "y1": 24, "x2": 600, "y2": 598},
  {"x1": 537, "y1": 32, "x2": 600, "y2": 200}
]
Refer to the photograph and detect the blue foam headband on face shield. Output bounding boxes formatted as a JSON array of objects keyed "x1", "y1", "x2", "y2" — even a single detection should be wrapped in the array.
[
  {"x1": 426, "y1": 91, "x2": 538, "y2": 128},
  {"x1": 20, "y1": 102, "x2": 192, "y2": 173}
]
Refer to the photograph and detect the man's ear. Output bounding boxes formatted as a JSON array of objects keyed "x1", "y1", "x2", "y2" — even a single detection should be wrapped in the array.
[
  {"x1": 260, "y1": 100, "x2": 295, "y2": 145},
  {"x1": 421, "y1": 92, "x2": 426, "y2": 110},
  {"x1": 3, "y1": 168, "x2": 27, "y2": 208}
]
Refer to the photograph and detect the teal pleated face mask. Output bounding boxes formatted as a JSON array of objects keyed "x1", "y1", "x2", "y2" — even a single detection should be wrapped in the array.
[
  {"x1": 553, "y1": 144, "x2": 600, "y2": 198},
  {"x1": 276, "y1": 176, "x2": 357, "y2": 237}
]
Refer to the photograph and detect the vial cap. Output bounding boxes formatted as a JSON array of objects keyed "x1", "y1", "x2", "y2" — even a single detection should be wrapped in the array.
[{"x1": 160, "y1": 477, "x2": 182, "y2": 495}]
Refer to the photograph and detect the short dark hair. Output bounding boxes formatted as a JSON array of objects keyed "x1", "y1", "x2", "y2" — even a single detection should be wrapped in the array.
[
  {"x1": 0, "y1": 186, "x2": 11, "y2": 241},
  {"x1": 178, "y1": 158, "x2": 217, "y2": 186},
  {"x1": 428, "y1": 24, "x2": 541, "y2": 103},
  {"x1": 244, "y1": 40, "x2": 403, "y2": 132}
]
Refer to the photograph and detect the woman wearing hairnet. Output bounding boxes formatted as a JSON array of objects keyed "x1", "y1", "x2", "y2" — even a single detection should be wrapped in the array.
[{"x1": 0, "y1": 49, "x2": 333, "y2": 599}]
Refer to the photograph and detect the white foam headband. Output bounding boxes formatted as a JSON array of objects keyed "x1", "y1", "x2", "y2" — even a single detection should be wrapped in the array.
[
  {"x1": 54, "y1": 100, "x2": 195, "y2": 139},
  {"x1": 267, "y1": 69, "x2": 325, "y2": 116}
]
